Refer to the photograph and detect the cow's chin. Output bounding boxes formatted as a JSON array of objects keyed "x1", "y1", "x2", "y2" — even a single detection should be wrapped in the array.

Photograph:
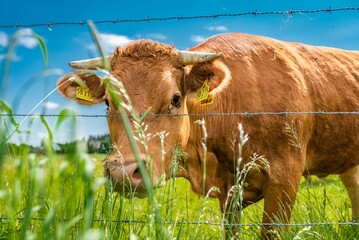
[{"x1": 107, "y1": 175, "x2": 166, "y2": 199}]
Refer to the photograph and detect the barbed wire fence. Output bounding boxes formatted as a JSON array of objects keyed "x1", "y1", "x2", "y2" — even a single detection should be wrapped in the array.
[
  {"x1": 0, "y1": 216, "x2": 358, "y2": 227},
  {"x1": 2, "y1": 111, "x2": 359, "y2": 118},
  {"x1": 0, "y1": 7, "x2": 358, "y2": 29},
  {"x1": 1, "y1": 6, "x2": 359, "y2": 233}
]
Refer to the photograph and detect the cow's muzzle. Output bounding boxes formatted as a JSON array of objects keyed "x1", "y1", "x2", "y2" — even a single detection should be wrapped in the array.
[{"x1": 104, "y1": 156, "x2": 148, "y2": 198}]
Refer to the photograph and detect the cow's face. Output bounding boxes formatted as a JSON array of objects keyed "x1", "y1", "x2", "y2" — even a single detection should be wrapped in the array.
[{"x1": 57, "y1": 40, "x2": 223, "y2": 197}]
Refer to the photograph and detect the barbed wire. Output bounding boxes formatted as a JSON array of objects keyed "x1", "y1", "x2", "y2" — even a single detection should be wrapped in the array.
[
  {"x1": 0, "y1": 216, "x2": 358, "y2": 227},
  {"x1": 1, "y1": 7, "x2": 358, "y2": 29},
  {"x1": 1, "y1": 111, "x2": 359, "y2": 118}
]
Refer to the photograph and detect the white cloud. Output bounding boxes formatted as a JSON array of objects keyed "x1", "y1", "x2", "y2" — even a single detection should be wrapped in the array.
[
  {"x1": 0, "y1": 32, "x2": 8, "y2": 48},
  {"x1": 147, "y1": 33, "x2": 167, "y2": 40},
  {"x1": 88, "y1": 33, "x2": 133, "y2": 55},
  {"x1": 191, "y1": 35, "x2": 206, "y2": 43},
  {"x1": 206, "y1": 25, "x2": 228, "y2": 32},
  {"x1": 18, "y1": 28, "x2": 33, "y2": 35},
  {"x1": 18, "y1": 37, "x2": 38, "y2": 49},
  {"x1": 0, "y1": 53, "x2": 21, "y2": 62},
  {"x1": 0, "y1": 29, "x2": 38, "y2": 64},
  {"x1": 43, "y1": 101, "x2": 59, "y2": 110},
  {"x1": 0, "y1": 29, "x2": 39, "y2": 50},
  {"x1": 17, "y1": 28, "x2": 39, "y2": 49}
]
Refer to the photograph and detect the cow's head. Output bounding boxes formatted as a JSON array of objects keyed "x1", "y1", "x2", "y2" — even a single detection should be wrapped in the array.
[{"x1": 57, "y1": 40, "x2": 227, "y2": 197}]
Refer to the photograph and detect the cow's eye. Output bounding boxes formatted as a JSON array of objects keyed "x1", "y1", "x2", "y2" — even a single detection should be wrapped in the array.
[{"x1": 171, "y1": 93, "x2": 181, "y2": 108}]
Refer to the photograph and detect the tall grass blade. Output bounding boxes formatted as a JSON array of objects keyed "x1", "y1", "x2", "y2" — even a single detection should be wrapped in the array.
[
  {"x1": 88, "y1": 22, "x2": 171, "y2": 239},
  {"x1": 87, "y1": 21, "x2": 110, "y2": 70},
  {"x1": 1, "y1": 29, "x2": 48, "y2": 99}
]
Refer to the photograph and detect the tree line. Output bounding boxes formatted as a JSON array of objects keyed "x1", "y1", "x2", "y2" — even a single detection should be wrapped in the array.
[{"x1": 6, "y1": 133, "x2": 112, "y2": 155}]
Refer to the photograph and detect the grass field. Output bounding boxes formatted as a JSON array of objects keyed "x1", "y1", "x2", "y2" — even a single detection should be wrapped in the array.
[{"x1": 0, "y1": 150, "x2": 358, "y2": 239}]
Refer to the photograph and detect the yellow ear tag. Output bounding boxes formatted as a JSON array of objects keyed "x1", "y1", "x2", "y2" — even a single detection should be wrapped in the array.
[
  {"x1": 200, "y1": 94, "x2": 214, "y2": 106},
  {"x1": 76, "y1": 86, "x2": 94, "y2": 102},
  {"x1": 196, "y1": 80, "x2": 214, "y2": 106},
  {"x1": 196, "y1": 80, "x2": 210, "y2": 102}
]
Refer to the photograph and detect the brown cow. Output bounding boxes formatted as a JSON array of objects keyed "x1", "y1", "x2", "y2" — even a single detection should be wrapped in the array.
[{"x1": 57, "y1": 33, "x2": 359, "y2": 238}]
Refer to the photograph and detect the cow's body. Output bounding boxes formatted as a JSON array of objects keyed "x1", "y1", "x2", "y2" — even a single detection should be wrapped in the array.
[
  {"x1": 57, "y1": 33, "x2": 359, "y2": 238},
  {"x1": 186, "y1": 33, "x2": 359, "y2": 196}
]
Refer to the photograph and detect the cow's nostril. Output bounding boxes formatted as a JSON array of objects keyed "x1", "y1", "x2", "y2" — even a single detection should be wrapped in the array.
[{"x1": 132, "y1": 167, "x2": 141, "y2": 180}]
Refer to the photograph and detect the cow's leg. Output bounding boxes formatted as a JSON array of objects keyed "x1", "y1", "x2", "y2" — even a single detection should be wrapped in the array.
[
  {"x1": 340, "y1": 165, "x2": 359, "y2": 222},
  {"x1": 261, "y1": 171, "x2": 302, "y2": 239}
]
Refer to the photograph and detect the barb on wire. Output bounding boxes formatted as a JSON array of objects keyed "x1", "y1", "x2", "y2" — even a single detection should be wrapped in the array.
[
  {"x1": 0, "y1": 7, "x2": 358, "y2": 29},
  {"x1": 1, "y1": 111, "x2": 359, "y2": 118}
]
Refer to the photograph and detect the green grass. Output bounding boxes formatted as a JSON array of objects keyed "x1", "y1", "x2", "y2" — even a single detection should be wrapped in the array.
[{"x1": 0, "y1": 151, "x2": 358, "y2": 239}]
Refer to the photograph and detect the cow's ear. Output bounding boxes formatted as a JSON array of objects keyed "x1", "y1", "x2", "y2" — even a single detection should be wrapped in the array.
[
  {"x1": 57, "y1": 71, "x2": 106, "y2": 106},
  {"x1": 184, "y1": 60, "x2": 231, "y2": 96}
]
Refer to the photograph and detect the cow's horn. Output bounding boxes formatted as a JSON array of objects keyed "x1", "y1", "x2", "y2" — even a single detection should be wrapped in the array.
[
  {"x1": 178, "y1": 50, "x2": 223, "y2": 65},
  {"x1": 69, "y1": 56, "x2": 113, "y2": 70}
]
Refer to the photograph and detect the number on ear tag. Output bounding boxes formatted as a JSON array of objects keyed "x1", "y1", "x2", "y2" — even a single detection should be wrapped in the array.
[
  {"x1": 200, "y1": 94, "x2": 214, "y2": 106},
  {"x1": 196, "y1": 80, "x2": 210, "y2": 102},
  {"x1": 76, "y1": 86, "x2": 94, "y2": 102}
]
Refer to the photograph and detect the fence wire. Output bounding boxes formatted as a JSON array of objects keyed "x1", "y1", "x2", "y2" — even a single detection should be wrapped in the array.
[
  {"x1": 1, "y1": 7, "x2": 358, "y2": 29},
  {"x1": 1, "y1": 111, "x2": 359, "y2": 118},
  {"x1": 0, "y1": 217, "x2": 358, "y2": 228}
]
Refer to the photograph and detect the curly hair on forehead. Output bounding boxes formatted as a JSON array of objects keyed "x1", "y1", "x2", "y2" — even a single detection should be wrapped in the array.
[{"x1": 116, "y1": 40, "x2": 178, "y2": 60}]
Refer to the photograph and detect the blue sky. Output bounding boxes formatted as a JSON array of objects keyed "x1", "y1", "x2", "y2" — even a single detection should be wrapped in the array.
[{"x1": 1, "y1": 0, "x2": 359, "y2": 145}]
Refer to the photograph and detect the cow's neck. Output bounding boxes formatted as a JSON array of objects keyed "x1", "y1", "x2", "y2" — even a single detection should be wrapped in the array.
[{"x1": 179, "y1": 97, "x2": 235, "y2": 199}]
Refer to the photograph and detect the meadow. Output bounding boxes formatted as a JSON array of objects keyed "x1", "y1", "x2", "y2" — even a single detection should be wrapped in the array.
[
  {"x1": 1, "y1": 26, "x2": 358, "y2": 240},
  {"x1": 0, "y1": 149, "x2": 358, "y2": 239}
]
